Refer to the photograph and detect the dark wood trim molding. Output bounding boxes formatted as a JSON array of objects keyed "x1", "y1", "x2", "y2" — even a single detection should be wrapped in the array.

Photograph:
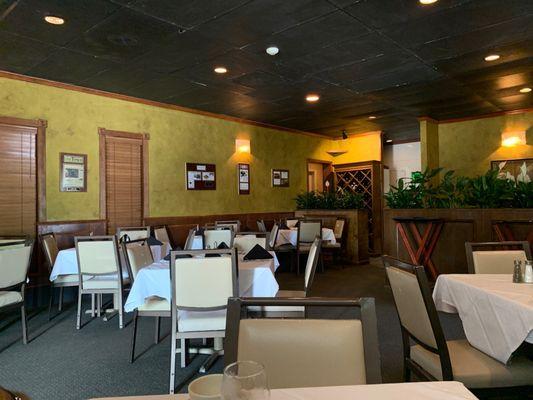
[
  {"x1": 0, "y1": 116, "x2": 47, "y2": 222},
  {"x1": 98, "y1": 128, "x2": 150, "y2": 220},
  {"x1": 419, "y1": 108, "x2": 533, "y2": 125},
  {"x1": 0, "y1": 70, "x2": 330, "y2": 140}
]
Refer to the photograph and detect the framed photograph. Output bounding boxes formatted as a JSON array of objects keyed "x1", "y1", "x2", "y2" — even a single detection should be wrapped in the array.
[
  {"x1": 491, "y1": 158, "x2": 533, "y2": 182},
  {"x1": 272, "y1": 169, "x2": 289, "y2": 187},
  {"x1": 238, "y1": 163, "x2": 250, "y2": 195},
  {"x1": 60, "y1": 153, "x2": 87, "y2": 192},
  {"x1": 186, "y1": 163, "x2": 216, "y2": 190}
]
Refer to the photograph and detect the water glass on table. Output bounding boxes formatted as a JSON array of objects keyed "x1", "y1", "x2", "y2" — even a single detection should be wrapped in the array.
[{"x1": 221, "y1": 361, "x2": 270, "y2": 400}]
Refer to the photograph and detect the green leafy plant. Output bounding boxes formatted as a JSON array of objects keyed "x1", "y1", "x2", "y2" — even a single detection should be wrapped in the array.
[{"x1": 295, "y1": 191, "x2": 363, "y2": 210}]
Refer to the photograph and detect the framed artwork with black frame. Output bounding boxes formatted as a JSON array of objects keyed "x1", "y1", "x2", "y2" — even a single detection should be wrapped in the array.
[
  {"x1": 272, "y1": 169, "x2": 289, "y2": 187},
  {"x1": 186, "y1": 163, "x2": 216, "y2": 190},
  {"x1": 238, "y1": 163, "x2": 250, "y2": 195}
]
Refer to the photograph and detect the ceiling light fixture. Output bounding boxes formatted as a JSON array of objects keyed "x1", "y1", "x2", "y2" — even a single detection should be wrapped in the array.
[
  {"x1": 214, "y1": 66, "x2": 228, "y2": 74},
  {"x1": 419, "y1": 0, "x2": 438, "y2": 4},
  {"x1": 266, "y1": 46, "x2": 279, "y2": 56},
  {"x1": 519, "y1": 87, "x2": 531, "y2": 93},
  {"x1": 484, "y1": 54, "x2": 500, "y2": 62},
  {"x1": 341, "y1": 129, "x2": 348, "y2": 140},
  {"x1": 368, "y1": 116, "x2": 377, "y2": 120},
  {"x1": 386, "y1": 139, "x2": 393, "y2": 143},
  {"x1": 306, "y1": 94, "x2": 320, "y2": 102},
  {"x1": 44, "y1": 15, "x2": 65, "y2": 25}
]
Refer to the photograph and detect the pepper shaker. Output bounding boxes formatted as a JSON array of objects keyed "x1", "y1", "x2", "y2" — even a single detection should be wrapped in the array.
[{"x1": 513, "y1": 260, "x2": 523, "y2": 283}]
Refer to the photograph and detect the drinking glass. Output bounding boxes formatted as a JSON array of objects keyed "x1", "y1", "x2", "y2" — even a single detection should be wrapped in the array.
[{"x1": 221, "y1": 361, "x2": 270, "y2": 400}]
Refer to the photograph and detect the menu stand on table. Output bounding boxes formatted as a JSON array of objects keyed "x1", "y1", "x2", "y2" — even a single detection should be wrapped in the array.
[{"x1": 393, "y1": 217, "x2": 444, "y2": 281}]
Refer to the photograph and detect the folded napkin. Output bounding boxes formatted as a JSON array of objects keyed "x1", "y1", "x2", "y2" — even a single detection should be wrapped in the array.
[
  {"x1": 163, "y1": 250, "x2": 190, "y2": 261},
  {"x1": 146, "y1": 236, "x2": 163, "y2": 246},
  {"x1": 244, "y1": 244, "x2": 273, "y2": 260},
  {"x1": 278, "y1": 223, "x2": 289, "y2": 230},
  {"x1": 217, "y1": 242, "x2": 229, "y2": 249}
]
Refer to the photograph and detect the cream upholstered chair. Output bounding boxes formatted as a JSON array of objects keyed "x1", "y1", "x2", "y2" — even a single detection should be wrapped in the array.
[
  {"x1": 117, "y1": 226, "x2": 150, "y2": 242},
  {"x1": 153, "y1": 225, "x2": 171, "y2": 245},
  {"x1": 322, "y1": 218, "x2": 346, "y2": 268},
  {"x1": 270, "y1": 222, "x2": 295, "y2": 258},
  {"x1": 40, "y1": 232, "x2": 79, "y2": 319},
  {"x1": 122, "y1": 239, "x2": 170, "y2": 363},
  {"x1": 75, "y1": 236, "x2": 129, "y2": 329},
  {"x1": 256, "y1": 219, "x2": 267, "y2": 232},
  {"x1": 233, "y1": 232, "x2": 270, "y2": 253},
  {"x1": 383, "y1": 255, "x2": 533, "y2": 391},
  {"x1": 285, "y1": 218, "x2": 300, "y2": 228},
  {"x1": 203, "y1": 228, "x2": 234, "y2": 249},
  {"x1": 169, "y1": 248, "x2": 238, "y2": 393},
  {"x1": 225, "y1": 297, "x2": 381, "y2": 389},
  {"x1": 0, "y1": 239, "x2": 33, "y2": 344},
  {"x1": 465, "y1": 241, "x2": 531, "y2": 274},
  {"x1": 215, "y1": 220, "x2": 240, "y2": 233},
  {"x1": 296, "y1": 220, "x2": 322, "y2": 275}
]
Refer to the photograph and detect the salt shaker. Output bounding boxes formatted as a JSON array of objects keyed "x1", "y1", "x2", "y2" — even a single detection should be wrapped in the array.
[
  {"x1": 524, "y1": 260, "x2": 533, "y2": 284},
  {"x1": 513, "y1": 260, "x2": 522, "y2": 283}
]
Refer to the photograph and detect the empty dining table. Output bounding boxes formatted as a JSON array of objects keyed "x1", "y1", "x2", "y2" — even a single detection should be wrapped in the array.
[
  {"x1": 276, "y1": 227, "x2": 336, "y2": 247},
  {"x1": 433, "y1": 273, "x2": 533, "y2": 363}
]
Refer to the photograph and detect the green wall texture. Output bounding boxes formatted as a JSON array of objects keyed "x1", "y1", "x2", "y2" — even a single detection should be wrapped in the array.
[
  {"x1": 1, "y1": 77, "x2": 344, "y2": 221},
  {"x1": 437, "y1": 112, "x2": 533, "y2": 177}
]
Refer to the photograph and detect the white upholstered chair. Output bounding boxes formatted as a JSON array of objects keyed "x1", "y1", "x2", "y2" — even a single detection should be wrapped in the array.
[
  {"x1": 75, "y1": 236, "x2": 129, "y2": 329},
  {"x1": 225, "y1": 297, "x2": 382, "y2": 389},
  {"x1": 153, "y1": 225, "x2": 171, "y2": 245},
  {"x1": 215, "y1": 220, "x2": 240, "y2": 233},
  {"x1": 203, "y1": 228, "x2": 234, "y2": 249},
  {"x1": 465, "y1": 241, "x2": 531, "y2": 274},
  {"x1": 296, "y1": 220, "x2": 322, "y2": 275},
  {"x1": 169, "y1": 248, "x2": 238, "y2": 393},
  {"x1": 122, "y1": 239, "x2": 154, "y2": 279},
  {"x1": 117, "y1": 226, "x2": 150, "y2": 242},
  {"x1": 256, "y1": 219, "x2": 267, "y2": 232},
  {"x1": 383, "y1": 255, "x2": 533, "y2": 391},
  {"x1": 40, "y1": 232, "x2": 79, "y2": 319},
  {"x1": 233, "y1": 232, "x2": 270, "y2": 253},
  {"x1": 0, "y1": 239, "x2": 34, "y2": 344}
]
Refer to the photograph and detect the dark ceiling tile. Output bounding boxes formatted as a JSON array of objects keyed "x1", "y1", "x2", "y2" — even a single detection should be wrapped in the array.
[
  {"x1": 0, "y1": 31, "x2": 58, "y2": 72},
  {"x1": 0, "y1": 0, "x2": 120, "y2": 46},
  {"x1": 66, "y1": 7, "x2": 178, "y2": 63},
  {"x1": 242, "y1": 11, "x2": 369, "y2": 59},
  {"x1": 126, "y1": 75, "x2": 207, "y2": 102},
  {"x1": 26, "y1": 49, "x2": 116, "y2": 84},
  {"x1": 111, "y1": 0, "x2": 250, "y2": 29},
  {"x1": 81, "y1": 64, "x2": 163, "y2": 93},
  {"x1": 198, "y1": 0, "x2": 336, "y2": 47}
]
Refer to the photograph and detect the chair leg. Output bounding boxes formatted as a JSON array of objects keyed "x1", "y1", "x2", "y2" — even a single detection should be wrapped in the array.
[
  {"x1": 118, "y1": 290, "x2": 124, "y2": 329},
  {"x1": 58, "y1": 287, "x2": 64, "y2": 311},
  {"x1": 130, "y1": 310, "x2": 138, "y2": 363},
  {"x1": 154, "y1": 316, "x2": 161, "y2": 344},
  {"x1": 90, "y1": 294, "x2": 95, "y2": 318},
  {"x1": 169, "y1": 333, "x2": 177, "y2": 394},
  {"x1": 296, "y1": 251, "x2": 300, "y2": 275},
  {"x1": 76, "y1": 289, "x2": 83, "y2": 330},
  {"x1": 403, "y1": 360, "x2": 411, "y2": 382},
  {"x1": 180, "y1": 338, "x2": 188, "y2": 368},
  {"x1": 319, "y1": 254, "x2": 325, "y2": 273},
  {"x1": 96, "y1": 294, "x2": 101, "y2": 318},
  {"x1": 48, "y1": 286, "x2": 54, "y2": 321},
  {"x1": 21, "y1": 304, "x2": 28, "y2": 344}
]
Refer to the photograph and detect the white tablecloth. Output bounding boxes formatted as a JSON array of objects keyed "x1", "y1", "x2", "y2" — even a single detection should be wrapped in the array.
[
  {"x1": 49, "y1": 243, "x2": 171, "y2": 282},
  {"x1": 433, "y1": 274, "x2": 533, "y2": 363},
  {"x1": 276, "y1": 227, "x2": 336, "y2": 247},
  {"x1": 124, "y1": 252, "x2": 280, "y2": 312}
]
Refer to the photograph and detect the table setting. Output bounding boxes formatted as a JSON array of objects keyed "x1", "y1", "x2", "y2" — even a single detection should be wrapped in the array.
[{"x1": 275, "y1": 227, "x2": 336, "y2": 247}]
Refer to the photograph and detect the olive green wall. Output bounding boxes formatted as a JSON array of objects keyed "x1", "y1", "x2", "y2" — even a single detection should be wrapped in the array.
[
  {"x1": 1, "y1": 77, "x2": 377, "y2": 221},
  {"x1": 437, "y1": 112, "x2": 533, "y2": 176}
]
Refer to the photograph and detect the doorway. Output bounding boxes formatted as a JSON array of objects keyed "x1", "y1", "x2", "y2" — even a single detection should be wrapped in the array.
[{"x1": 307, "y1": 159, "x2": 332, "y2": 192}]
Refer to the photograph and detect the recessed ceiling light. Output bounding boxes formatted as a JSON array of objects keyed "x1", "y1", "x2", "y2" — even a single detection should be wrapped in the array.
[
  {"x1": 368, "y1": 116, "x2": 377, "y2": 120},
  {"x1": 419, "y1": 0, "x2": 438, "y2": 4},
  {"x1": 306, "y1": 94, "x2": 320, "y2": 102},
  {"x1": 519, "y1": 87, "x2": 531, "y2": 93},
  {"x1": 44, "y1": 15, "x2": 65, "y2": 25},
  {"x1": 386, "y1": 139, "x2": 393, "y2": 143},
  {"x1": 214, "y1": 66, "x2": 228, "y2": 74},
  {"x1": 266, "y1": 46, "x2": 279, "y2": 56},
  {"x1": 484, "y1": 54, "x2": 500, "y2": 62}
]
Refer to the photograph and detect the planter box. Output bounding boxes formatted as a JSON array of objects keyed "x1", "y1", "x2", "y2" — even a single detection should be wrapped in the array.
[
  {"x1": 295, "y1": 209, "x2": 368, "y2": 264},
  {"x1": 383, "y1": 208, "x2": 533, "y2": 274}
]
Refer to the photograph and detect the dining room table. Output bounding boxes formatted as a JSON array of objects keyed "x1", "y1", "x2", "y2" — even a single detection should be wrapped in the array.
[
  {"x1": 275, "y1": 227, "x2": 336, "y2": 247},
  {"x1": 433, "y1": 273, "x2": 533, "y2": 364},
  {"x1": 91, "y1": 381, "x2": 479, "y2": 400}
]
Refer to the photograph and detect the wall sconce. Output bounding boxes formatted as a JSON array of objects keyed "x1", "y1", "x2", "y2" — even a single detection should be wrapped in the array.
[
  {"x1": 501, "y1": 131, "x2": 526, "y2": 147},
  {"x1": 235, "y1": 138, "x2": 251, "y2": 153}
]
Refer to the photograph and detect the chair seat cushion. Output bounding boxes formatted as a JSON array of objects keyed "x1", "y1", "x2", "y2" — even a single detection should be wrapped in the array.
[
  {"x1": 322, "y1": 242, "x2": 341, "y2": 249},
  {"x1": 248, "y1": 291, "x2": 306, "y2": 314},
  {"x1": 0, "y1": 291, "x2": 22, "y2": 307},
  {"x1": 139, "y1": 296, "x2": 170, "y2": 313},
  {"x1": 178, "y1": 309, "x2": 226, "y2": 332},
  {"x1": 297, "y1": 244, "x2": 312, "y2": 252},
  {"x1": 274, "y1": 244, "x2": 295, "y2": 252},
  {"x1": 411, "y1": 339, "x2": 533, "y2": 388},
  {"x1": 53, "y1": 274, "x2": 79, "y2": 285},
  {"x1": 82, "y1": 275, "x2": 130, "y2": 289}
]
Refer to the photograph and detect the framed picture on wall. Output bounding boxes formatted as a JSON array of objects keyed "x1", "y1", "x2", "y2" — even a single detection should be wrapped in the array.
[
  {"x1": 186, "y1": 163, "x2": 216, "y2": 190},
  {"x1": 60, "y1": 153, "x2": 87, "y2": 192},
  {"x1": 272, "y1": 169, "x2": 289, "y2": 187},
  {"x1": 238, "y1": 163, "x2": 250, "y2": 195},
  {"x1": 491, "y1": 158, "x2": 533, "y2": 182}
]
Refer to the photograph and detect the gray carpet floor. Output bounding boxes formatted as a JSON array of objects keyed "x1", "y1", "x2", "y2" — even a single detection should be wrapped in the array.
[{"x1": 0, "y1": 259, "x2": 467, "y2": 399}]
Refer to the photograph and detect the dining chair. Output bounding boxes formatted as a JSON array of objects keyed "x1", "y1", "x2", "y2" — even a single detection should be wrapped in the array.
[
  {"x1": 203, "y1": 228, "x2": 234, "y2": 249},
  {"x1": 465, "y1": 241, "x2": 531, "y2": 274},
  {"x1": 296, "y1": 219, "x2": 322, "y2": 275},
  {"x1": 256, "y1": 219, "x2": 267, "y2": 232},
  {"x1": 285, "y1": 218, "x2": 301, "y2": 229},
  {"x1": 184, "y1": 227, "x2": 200, "y2": 250},
  {"x1": 75, "y1": 236, "x2": 130, "y2": 329},
  {"x1": 215, "y1": 220, "x2": 240, "y2": 233},
  {"x1": 117, "y1": 226, "x2": 150, "y2": 242},
  {"x1": 383, "y1": 255, "x2": 533, "y2": 392},
  {"x1": 269, "y1": 223, "x2": 295, "y2": 270},
  {"x1": 0, "y1": 239, "x2": 34, "y2": 344},
  {"x1": 225, "y1": 297, "x2": 382, "y2": 389},
  {"x1": 40, "y1": 232, "x2": 79, "y2": 320},
  {"x1": 322, "y1": 218, "x2": 346, "y2": 267},
  {"x1": 169, "y1": 248, "x2": 238, "y2": 393},
  {"x1": 122, "y1": 239, "x2": 170, "y2": 363},
  {"x1": 233, "y1": 232, "x2": 270, "y2": 253},
  {"x1": 153, "y1": 225, "x2": 171, "y2": 245}
]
